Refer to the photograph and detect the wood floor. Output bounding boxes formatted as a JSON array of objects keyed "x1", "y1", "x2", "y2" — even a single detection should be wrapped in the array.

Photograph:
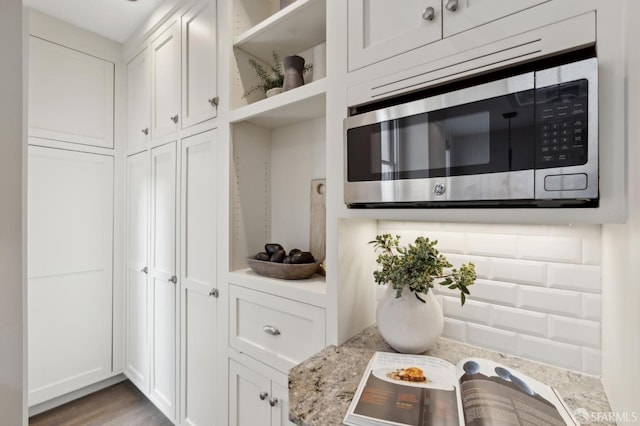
[{"x1": 29, "y1": 381, "x2": 173, "y2": 426}]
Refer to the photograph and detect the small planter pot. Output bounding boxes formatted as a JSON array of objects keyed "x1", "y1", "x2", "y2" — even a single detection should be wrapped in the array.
[
  {"x1": 266, "y1": 87, "x2": 283, "y2": 97},
  {"x1": 283, "y1": 55, "x2": 305, "y2": 91},
  {"x1": 376, "y1": 285, "x2": 443, "y2": 354}
]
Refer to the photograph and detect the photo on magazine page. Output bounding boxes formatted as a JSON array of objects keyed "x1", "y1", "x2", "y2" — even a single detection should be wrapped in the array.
[
  {"x1": 345, "y1": 352, "x2": 465, "y2": 426},
  {"x1": 456, "y1": 358, "x2": 577, "y2": 426}
]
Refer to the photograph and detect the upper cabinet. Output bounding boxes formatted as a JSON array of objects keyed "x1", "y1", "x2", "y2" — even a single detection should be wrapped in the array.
[
  {"x1": 151, "y1": 22, "x2": 181, "y2": 138},
  {"x1": 181, "y1": 0, "x2": 218, "y2": 128},
  {"x1": 347, "y1": 0, "x2": 550, "y2": 71},
  {"x1": 29, "y1": 36, "x2": 115, "y2": 148},
  {"x1": 127, "y1": 48, "x2": 151, "y2": 150}
]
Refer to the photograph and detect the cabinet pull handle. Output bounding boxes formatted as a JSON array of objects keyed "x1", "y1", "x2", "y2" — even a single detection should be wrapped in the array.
[
  {"x1": 422, "y1": 6, "x2": 435, "y2": 21},
  {"x1": 141, "y1": 266, "x2": 148, "y2": 274},
  {"x1": 169, "y1": 275, "x2": 177, "y2": 284},
  {"x1": 263, "y1": 325, "x2": 281, "y2": 336},
  {"x1": 170, "y1": 115, "x2": 179, "y2": 123},
  {"x1": 259, "y1": 391, "x2": 268, "y2": 400},
  {"x1": 269, "y1": 397, "x2": 278, "y2": 407},
  {"x1": 208, "y1": 97, "x2": 219, "y2": 107},
  {"x1": 445, "y1": 0, "x2": 458, "y2": 11},
  {"x1": 209, "y1": 288, "x2": 219, "y2": 298},
  {"x1": 141, "y1": 128, "x2": 149, "y2": 135}
]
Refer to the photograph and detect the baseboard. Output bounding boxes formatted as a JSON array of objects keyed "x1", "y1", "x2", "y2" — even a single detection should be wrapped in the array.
[{"x1": 28, "y1": 374, "x2": 127, "y2": 417}]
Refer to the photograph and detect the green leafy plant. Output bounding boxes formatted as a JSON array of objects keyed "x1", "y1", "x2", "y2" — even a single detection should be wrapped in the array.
[
  {"x1": 370, "y1": 234, "x2": 476, "y2": 305},
  {"x1": 243, "y1": 52, "x2": 312, "y2": 97}
]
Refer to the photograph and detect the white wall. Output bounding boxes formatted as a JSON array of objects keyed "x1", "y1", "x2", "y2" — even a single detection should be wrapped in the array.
[
  {"x1": 378, "y1": 222, "x2": 602, "y2": 375},
  {"x1": 600, "y1": 0, "x2": 640, "y2": 416},
  {"x1": 0, "y1": 0, "x2": 26, "y2": 424}
]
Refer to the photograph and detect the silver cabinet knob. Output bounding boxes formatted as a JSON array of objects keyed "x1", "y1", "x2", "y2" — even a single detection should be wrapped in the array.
[
  {"x1": 169, "y1": 275, "x2": 177, "y2": 284},
  {"x1": 208, "y1": 97, "x2": 218, "y2": 107},
  {"x1": 269, "y1": 397, "x2": 278, "y2": 407},
  {"x1": 209, "y1": 288, "x2": 219, "y2": 298},
  {"x1": 445, "y1": 0, "x2": 458, "y2": 11},
  {"x1": 259, "y1": 391, "x2": 268, "y2": 400},
  {"x1": 263, "y1": 325, "x2": 281, "y2": 336},
  {"x1": 141, "y1": 128, "x2": 149, "y2": 135},
  {"x1": 141, "y1": 266, "x2": 148, "y2": 274},
  {"x1": 422, "y1": 6, "x2": 435, "y2": 21},
  {"x1": 170, "y1": 115, "x2": 179, "y2": 124}
]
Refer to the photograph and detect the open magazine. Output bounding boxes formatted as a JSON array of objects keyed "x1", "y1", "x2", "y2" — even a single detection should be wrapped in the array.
[{"x1": 344, "y1": 352, "x2": 577, "y2": 426}]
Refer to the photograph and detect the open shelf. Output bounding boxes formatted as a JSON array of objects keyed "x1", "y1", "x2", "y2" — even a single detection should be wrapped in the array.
[
  {"x1": 234, "y1": 0, "x2": 326, "y2": 64},
  {"x1": 229, "y1": 78, "x2": 326, "y2": 127},
  {"x1": 228, "y1": 268, "x2": 327, "y2": 307}
]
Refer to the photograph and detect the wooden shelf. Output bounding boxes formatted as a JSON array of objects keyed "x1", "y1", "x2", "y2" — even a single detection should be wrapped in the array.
[
  {"x1": 234, "y1": 0, "x2": 326, "y2": 63},
  {"x1": 229, "y1": 78, "x2": 326, "y2": 128},
  {"x1": 228, "y1": 268, "x2": 327, "y2": 308}
]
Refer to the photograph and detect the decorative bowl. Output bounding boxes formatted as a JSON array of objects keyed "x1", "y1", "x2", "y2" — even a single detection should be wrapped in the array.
[{"x1": 247, "y1": 257, "x2": 319, "y2": 280}]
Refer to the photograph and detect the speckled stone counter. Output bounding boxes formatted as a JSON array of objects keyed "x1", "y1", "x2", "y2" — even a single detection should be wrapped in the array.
[{"x1": 289, "y1": 326, "x2": 612, "y2": 426}]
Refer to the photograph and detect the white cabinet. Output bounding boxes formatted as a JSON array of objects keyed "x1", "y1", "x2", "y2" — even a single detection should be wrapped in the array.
[
  {"x1": 181, "y1": 0, "x2": 218, "y2": 128},
  {"x1": 152, "y1": 22, "x2": 181, "y2": 138},
  {"x1": 127, "y1": 48, "x2": 151, "y2": 150},
  {"x1": 124, "y1": 151, "x2": 150, "y2": 391},
  {"x1": 29, "y1": 36, "x2": 114, "y2": 148},
  {"x1": 28, "y1": 146, "x2": 114, "y2": 406},
  {"x1": 180, "y1": 129, "x2": 219, "y2": 426},
  {"x1": 149, "y1": 141, "x2": 179, "y2": 421},
  {"x1": 229, "y1": 360, "x2": 294, "y2": 426},
  {"x1": 347, "y1": 0, "x2": 550, "y2": 70}
]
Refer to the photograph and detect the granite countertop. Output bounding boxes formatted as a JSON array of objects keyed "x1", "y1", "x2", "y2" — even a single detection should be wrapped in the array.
[{"x1": 289, "y1": 325, "x2": 612, "y2": 426}]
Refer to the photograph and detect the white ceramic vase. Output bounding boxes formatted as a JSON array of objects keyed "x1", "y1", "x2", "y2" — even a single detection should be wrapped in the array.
[{"x1": 376, "y1": 285, "x2": 444, "y2": 354}]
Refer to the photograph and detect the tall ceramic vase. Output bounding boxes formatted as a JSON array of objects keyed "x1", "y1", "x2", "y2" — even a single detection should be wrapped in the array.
[
  {"x1": 283, "y1": 55, "x2": 305, "y2": 91},
  {"x1": 376, "y1": 285, "x2": 444, "y2": 354}
]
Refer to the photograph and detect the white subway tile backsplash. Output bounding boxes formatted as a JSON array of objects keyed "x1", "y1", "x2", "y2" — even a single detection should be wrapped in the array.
[
  {"x1": 548, "y1": 264, "x2": 601, "y2": 293},
  {"x1": 491, "y1": 258, "x2": 547, "y2": 286},
  {"x1": 467, "y1": 233, "x2": 518, "y2": 258},
  {"x1": 376, "y1": 221, "x2": 602, "y2": 375},
  {"x1": 467, "y1": 323, "x2": 518, "y2": 354},
  {"x1": 519, "y1": 286, "x2": 582, "y2": 317},
  {"x1": 518, "y1": 335, "x2": 582, "y2": 371},
  {"x1": 442, "y1": 297, "x2": 490, "y2": 325},
  {"x1": 517, "y1": 235, "x2": 582, "y2": 263},
  {"x1": 468, "y1": 279, "x2": 518, "y2": 307},
  {"x1": 582, "y1": 348, "x2": 602, "y2": 376},
  {"x1": 548, "y1": 316, "x2": 600, "y2": 348},
  {"x1": 582, "y1": 294, "x2": 602, "y2": 321},
  {"x1": 491, "y1": 305, "x2": 547, "y2": 337},
  {"x1": 442, "y1": 318, "x2": 466, "y2": 341}
]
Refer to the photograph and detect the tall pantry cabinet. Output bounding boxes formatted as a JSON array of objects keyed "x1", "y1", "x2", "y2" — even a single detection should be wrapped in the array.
[{"x1": 123, "y1": 0, "x2": 219, "y2": 424}]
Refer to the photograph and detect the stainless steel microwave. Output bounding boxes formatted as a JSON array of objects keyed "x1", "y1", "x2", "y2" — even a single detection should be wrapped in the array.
[{"x1": 344, "y1": 58, "x2": 598, "y2": 208}]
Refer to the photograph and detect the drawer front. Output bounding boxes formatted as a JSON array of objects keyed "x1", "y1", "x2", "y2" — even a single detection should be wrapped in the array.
[{"x1": 229, "y1": 284, "x2": 326, "y2": 372}]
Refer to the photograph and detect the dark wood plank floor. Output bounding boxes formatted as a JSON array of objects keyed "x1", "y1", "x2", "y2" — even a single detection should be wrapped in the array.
[{"x1": 29, "y1": 380, "x2": 173, "y2": 426}]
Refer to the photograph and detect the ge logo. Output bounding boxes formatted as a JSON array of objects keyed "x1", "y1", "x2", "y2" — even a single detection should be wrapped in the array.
[
  {"x1": 573, "y1": 408, "x2": 590, "y2": 424},
  {"x1": 433, "y1": 183, "x2": 446, "y2": 195}
]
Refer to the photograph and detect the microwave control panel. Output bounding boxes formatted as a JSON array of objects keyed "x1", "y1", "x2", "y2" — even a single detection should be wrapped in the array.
[{"x1": 536, "y1": 79, "x2": 589, "y2": 169}]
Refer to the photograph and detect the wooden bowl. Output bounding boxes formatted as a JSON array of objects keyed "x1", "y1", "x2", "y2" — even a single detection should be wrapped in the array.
[{"x1": 247, "y1": 257, "x2": 319, "y2": 280}]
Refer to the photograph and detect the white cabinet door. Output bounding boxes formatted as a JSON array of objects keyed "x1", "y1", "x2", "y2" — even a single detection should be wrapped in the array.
[
  {"x1": 127, "y1": 48, "x2": 151, "y2": 150},
  {"x1": 271, "y1": 383, "x2": 296, "y2": 426},
  {"x1": 181, "y1": 0, "x2": 218, "y2": 129},
  {"x1": 347, "y1": 0, "x2": 441, "y2": 71},
  {"x1": 149, "y1": 141, "x2": 178, "y2": 421},
  {"x1": 152, "y1": 22, "x2": 181, "y2": 138},
  {"x1": 442, "y1": 0, "x2": 550, "y2": 37},
  {"x1": 29, "y1": 37, "x2": 114, "y2": 148},
  {"x1": 180, "y1": 130, "x2": 218, "y2": 426},
  {"x1": 229, "y1": 360, "x2": 272, "y2": 426},
  {"x1": 125, "y1": 151, "x2": 150, "y2": 391},
  {"x1": 28, "y1": 147, "x2": 114, "y2": 406}
]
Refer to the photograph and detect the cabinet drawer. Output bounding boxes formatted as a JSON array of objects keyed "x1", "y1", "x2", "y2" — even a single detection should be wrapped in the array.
[{"x1": 229, "y1": 284, "x2": 326, "y2": 372}]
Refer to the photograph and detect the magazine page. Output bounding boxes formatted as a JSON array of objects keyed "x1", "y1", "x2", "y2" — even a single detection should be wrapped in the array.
[
  {"x1": 455, "y1": 358, "x2": 577, "y2": 426},
  {"x1": 344, "y1": 352, "x2": 464, "y2": 426}
]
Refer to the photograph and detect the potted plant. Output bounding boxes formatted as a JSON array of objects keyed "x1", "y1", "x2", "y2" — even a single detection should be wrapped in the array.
[
  {"x1": 243, "y1": 51, "x2": 311, "y2": 98},
  {"x1": 370, "y1": 234, "x2": 476, "y2": 353}
]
